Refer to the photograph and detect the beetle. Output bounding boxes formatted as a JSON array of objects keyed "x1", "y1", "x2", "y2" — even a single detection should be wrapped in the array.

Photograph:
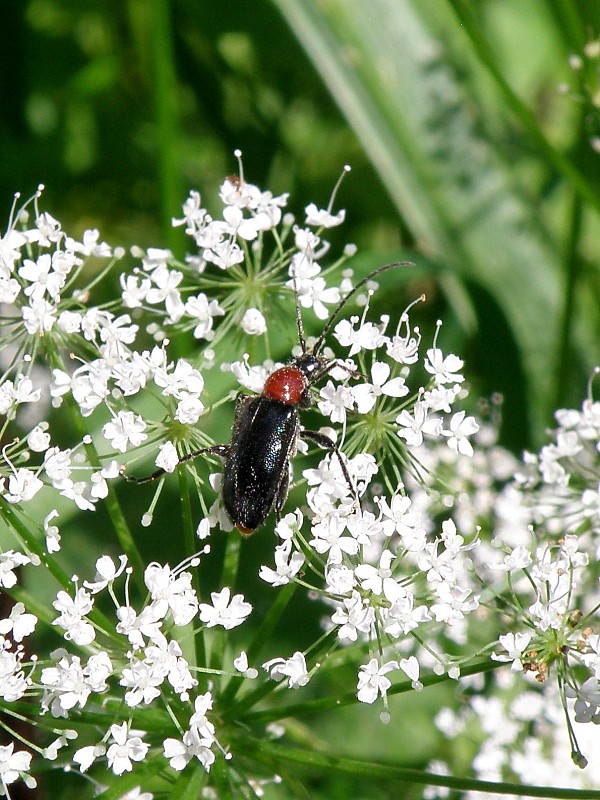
[{"x1": 125, "y1": 261, "x2": 411, "y2": 534}]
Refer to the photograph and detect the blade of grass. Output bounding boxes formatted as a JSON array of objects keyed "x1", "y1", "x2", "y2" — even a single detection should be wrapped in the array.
[
  {"x1": 272, "y1": 0, "x2": 597, "y2": 434},
  {"x1": 246, "y1": 739, "x2": 600, "y2": 799}
]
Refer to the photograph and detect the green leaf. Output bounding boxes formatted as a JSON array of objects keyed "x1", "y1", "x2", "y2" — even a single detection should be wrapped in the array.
[{"x1": 272, "y1": 0, "x2": 597, "y2": 435}]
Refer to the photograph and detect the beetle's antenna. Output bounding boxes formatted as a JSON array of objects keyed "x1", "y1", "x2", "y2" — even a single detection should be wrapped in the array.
[
  {"x1": 290, "y1": 259, "x2": 308, "y2": 354},
  {"x1": 312, "y1": 261, "x2": 414, "y2": 356}
]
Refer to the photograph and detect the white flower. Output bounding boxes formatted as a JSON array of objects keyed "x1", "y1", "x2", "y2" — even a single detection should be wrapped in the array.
[
  {"x1": 175, "y1": 394, "x2": 205, "y2": 425},
  {"x1": 424, "y1": 347, "x2": 464, "y2": 384},
  {"x1": 83, "y1": 554, "x2": 128, "y2": 594},
  {"x1": 241, "y1": 307, "x2": 267, "y2": 335},
  {"x1": 259, "y1": 540, "x2": 305, "y2": 586},
  {"x1": 333, "y1": 317, "x2": 387, "y2": 356},
  {"x1": 304, "y1": 202, "x2": 346, "y2": 228},
  {"x1": 0, "y1": 551, "x2": 31, "y2": 588},
  {"x1": 317, "y1": 381, "x2": 355, "y2": 424},
  {"x1": 198, "y1": 587, "x2": 252, "y2": 629},
  {"x1": 354, "y1": 549, "x2": 395, "y2": 595},
  {"x1": 331, "y1": 592, "x2": 375, "y2": 643},
  {"x1": 491, "y1": 632, "x2": 532, "y2": 671},
  {"x1": 234, "y1": 651, "x2": 258, "y2": 679},
  {"x1": 263, "y1": 651, "x2": 310, "y2": 688},
  {"x1": 0, "y1": 743, "x2": 33, "y2": 788},
  {"x1": 376, "y1": 494, "x2": 426, "y2": 552},
  {"x1": 106, "y1": 723, "x2": 149, "y2": 775},
  {"x1": 399, "y1": 656, "x2": 423, "y2": 690},
  {"x1": 73, "y1": 744, "x2": 106, "y2": 773},
  {"x1": 155, "y1": 441, "x2": 179, "y2": 473},
  {"x1": 296, "y1": 276, "x2": 341, "y2": 320},
  {"x1": 357, "y1": 658, "x2": 398, "y2": 704},
  {"x1": 44, "y1": 510, "x2": 61, "y2": 553},
  {"x1": 52, "y1": 588, "x2": 95, "y2": 646},
  {"x1": 103, "y1": 411, "x2": 147, "y2": 453},
  {"x1": 184, "y1": 292, "x2": 225, "y2": 340},
  {"x1": 27, "y1": 424, "x2": 51, "y2": 452},
  {"x1": 154, "y1": 358, "x2": 204, "y2": 398},
  {"x1": 569, "y1": 677, "x2": 600, "y2": 723},
  {"x1": 430, "y1": 582, "x2": 480, "y2": 625},
  {"x1": 396, "y1": 402, "x2": 443, "y2": 447},
  {"x1": 443, "y1": 411, "x2": 480, "y2": 457},
  {"x1": 382, "y1": 582, "x2": 430, "y2": 638},
  {"x1": 22, "y1": 297, "x2": 56, "y2": 333},
  {"x1": 309, "y1": 514, "x2": 358, "y2": 562},
  {"x1": 145, "y1": 265, "x2": 184, "y2": 323},
  {"x1": 40, "y1": 651, "x2": 112, "y2": 717},
  {"x1": 120, "y1": 659, "x2": 163, "y2": 707},
  {"x1": 488, "y1": 545, "x2": 532, "y2": 573},
  {"x1": 144, "y1": 563, "x2": 198, "y2": 626},
  {"x1": 4, "y1": 469, "x2": 44, "y2": 504},
  {"x1": 351, "y1": 361, "x2": 408, "y2": 413},
  {"x1": 0, "y1": 602, "x2": 37, "y2": 642},
  {"x1": 163, "y1": 726, "x2": 215, "y2": 772}
]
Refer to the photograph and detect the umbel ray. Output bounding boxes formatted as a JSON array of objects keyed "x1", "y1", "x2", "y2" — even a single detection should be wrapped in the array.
[{"x1": 125, "y1": 261, "x2": 413, "y2": 535}]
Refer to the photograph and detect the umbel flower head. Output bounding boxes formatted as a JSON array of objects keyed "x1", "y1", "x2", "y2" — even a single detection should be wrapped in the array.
[{"x1": 2, "y1": 157, "x2": 597, "y2": 795}]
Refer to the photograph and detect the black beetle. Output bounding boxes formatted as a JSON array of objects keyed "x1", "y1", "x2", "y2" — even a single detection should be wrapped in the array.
[{"x1": 126, "y1": 262, "x2": 411, "y2": 534}]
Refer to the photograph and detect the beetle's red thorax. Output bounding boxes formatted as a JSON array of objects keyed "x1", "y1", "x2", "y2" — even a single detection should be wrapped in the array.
[{"x1": 263, "y1": 366, "x2": 306, "y2": 405}]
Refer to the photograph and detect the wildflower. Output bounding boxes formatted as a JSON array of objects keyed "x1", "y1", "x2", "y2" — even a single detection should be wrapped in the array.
[
  {"x1": 52, "y1": 587, "x2": 95, "y2": 646},
  {"x1": 304, "y1": 202, "x2": 346, "y2": 228},
  {"x1": 0, "y1": 743, "x2": 34, "y2": 792},
  {"x1": 102, "y1": 411, "x2": 148, "y2": 453},
  {"x1": 259, "y1": 540, "x2": 305, "y2": 586},
  {"x1": 424, "y1": 346, "x2": 465, "y2": 384},
  {"x1": 400, "y1": 656, "x2": 423, "y2": 690},
  {"x1": 241, "y1": 307, "x2": 267, "y2": 335},
  {"x1": 0, "y1": 602, "x2": 37, "y2": 642},
  {"x1": 144, "y1": 563, "x2": 198, "y2": 626},
  {"x1": 491, "y1": 632, "x2": 532, "y2": 672},
  {"x1": 351, "y1": 361, "x2": 408, "y2": 413},
  {"x1": 0, "y1": 551, "x2": 31, "y2": 588},
  {"x1": 263, "y1": 652, "x2": 310, "y2": 688},
  {"x1": 163, "y1": 727, "x2": 216, "y2": 772},
  {"x1": 443, "y1": 411, "x2": 480, "y2": 457},
  {"x1": 357, "y1": 658, "x2": 398, "y2": 704},
  {"x1": 396, "y1": 402, "x2": 443, "y2": 447},
  {"x1": 106, "y1": 723, "x2": 149, "y2": 775},
  {"x1": 198, "y1": 587, "x2": 252, "y2": 629}
]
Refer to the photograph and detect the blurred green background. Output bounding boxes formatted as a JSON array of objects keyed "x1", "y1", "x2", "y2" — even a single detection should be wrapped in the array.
[
  {"x1": 4, "y1": 0, "x2": 599, "y2": 455},
  {"x1": 3, "y1": 1, "x2": 600, "y2": 796}
]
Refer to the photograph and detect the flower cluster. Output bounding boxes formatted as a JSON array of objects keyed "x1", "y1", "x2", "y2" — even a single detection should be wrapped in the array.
[
  {"x1": 0, "y1": 161, "x2": 597, "y2": 796},
  {"x1": 401, "y1": 390, "x2": 600, "y2": 777}
]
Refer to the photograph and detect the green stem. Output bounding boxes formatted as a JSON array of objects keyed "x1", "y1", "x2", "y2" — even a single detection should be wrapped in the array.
[
  {"x1": 0, "y1": 500, "x2": 123, "y2": 643},
  {"x1": 149, "y1": 0, "x2": 184, "y2": 256},
  {"x1": 0, "y1": 499, "x2": 72, "y2": 591},
  {"x1": 178, "y1": 468, "x2": 206, "y2": 670},
  {"x1": 209, "y1": 532, "x2": 242, "y2": 682},
  {"x1": 220, "y1": 581, "x2": 298, "y2": 711},
  {"x1": 64, "y1": 398, "x2": 146, "y2": 589},
  {"x1": 553, "y1": 166, "x2": 585, "y2": 411},
  {"x1": 245, "y1": 739, "x2": 600, "y2": 798},
  {"x1": 242, "y1": 658, "x2": 502, "y2": 727}
]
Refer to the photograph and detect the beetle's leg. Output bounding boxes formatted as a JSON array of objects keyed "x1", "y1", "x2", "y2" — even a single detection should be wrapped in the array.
[
  {"x1": 301, "y1": 429, "x2": 360, "y2": 507},
  {"x1": 310, "y1": 359, "x2": 364, "y2": 385},
  {"x1": 122, "y1": 444, "x2": 230, "y2": 484}
]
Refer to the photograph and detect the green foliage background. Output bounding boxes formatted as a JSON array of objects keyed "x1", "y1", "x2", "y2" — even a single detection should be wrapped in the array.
[{"x1": 2, "y1": 1, "x2": 600, "y2": 797}]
